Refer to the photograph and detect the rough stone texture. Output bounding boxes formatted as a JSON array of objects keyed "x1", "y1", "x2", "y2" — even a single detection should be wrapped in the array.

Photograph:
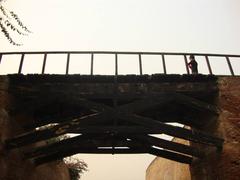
[
  {"x1": 1, "y1": 74, "x2": 239, "y2": 180},
  {"x1": 0, "y1": 76, "x2": 70, "y2": 180},
  {"x1": 7, "y1": 74, "x2": 218, "y2": 129},
  {"x1": 190, "y1": 76, "x2": 240, "y2": 180},
  {"x1": 146, "y1": 138, "x2": 191, "y2": 180},
  {"x1": 2, "y1": 74, "x2": 218, "y2": 180},
  {"x1": 146, "y1": 76, "x2": 240, "y2": 180}
]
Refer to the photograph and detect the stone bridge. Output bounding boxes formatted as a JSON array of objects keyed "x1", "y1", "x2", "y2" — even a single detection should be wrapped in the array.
[{"x1": 0, "y1": 51, "x2": 239, "y2": 180}]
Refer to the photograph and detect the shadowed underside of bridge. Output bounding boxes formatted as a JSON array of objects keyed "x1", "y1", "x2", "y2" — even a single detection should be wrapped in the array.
[{"x1": 4, "y1": 74, "x2": 224, "y2": 165}]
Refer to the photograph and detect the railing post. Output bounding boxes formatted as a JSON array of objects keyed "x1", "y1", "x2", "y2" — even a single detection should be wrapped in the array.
[
  {"x1": 139, "y1": 54, "x2": 143, "y2": 75},
  {"x1": 66, "y1": 53, "x2": 70, "y2": 75},
  {"x1": 226, "y1": 56, "x2": 234, "y2": 76},
  {"x1": 0, "y1": 54, "x2": 2, "y2": 64},
  {"x1": 205, "y1": 56, "x2": 212, "y2": 75},
  {"x1": 42, "y1": 53, "x2": 47, "y2": 74},
  {"x1": 161, "y1": 54, "x2": 167, "y2": 74},
  {"x1": 184, "y1": 55, "x2": 190, "y2": 74},
  {"x1": 18, "y1": 54, "x2": 25, "y2": 74},
  {"x1": 91, "y1": 53, "x2": 94, "y2": 75},
  {"x1": 115, "y1": 54, "x2": 118, "y2": 76}
]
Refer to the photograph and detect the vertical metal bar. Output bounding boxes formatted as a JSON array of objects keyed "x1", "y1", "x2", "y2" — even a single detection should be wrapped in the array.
[
  {"x1": 91, "y1": 53, "x2": 94, "y2": 75},
  {"x1": 184, "y1": 55, "x2": 190, "y2": 74},
  {"x1": 161, "y1": 54, "x2": 167, "y2": 74},
  {"x1": 66, "y1": 53, "x2": 70, "y2": 75},
  {"x1": 115, "y1": 53, "x2": 118, "y2": 76},
  {"x1": 113, "y1": 54, "x2": 119, "y2": 128},
  {"x1": 139, "y1": 54, "x2": 143, "y2": 75},
  {"x1": 0, "y1": 54, "x2": 2, "y2": 64},
  {"x1": 205, "y1": 56, "x2": 212, "y2": 75},
  {"x1": 226, "y1": 56, "x2": 234, "y2": 76},
  {"x1": 42, "y1": 53, "x2": 47, "y2": 74},
  {"x1": 18, "y1": 54, "x2": 25, "y2": 74}
]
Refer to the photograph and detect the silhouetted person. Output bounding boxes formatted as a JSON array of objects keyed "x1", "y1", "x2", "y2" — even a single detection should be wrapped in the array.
[{"x1": 188, "y1": 55, "x2": 198, "y2": 74}]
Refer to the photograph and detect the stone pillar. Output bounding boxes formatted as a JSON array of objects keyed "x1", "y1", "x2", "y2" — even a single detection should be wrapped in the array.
[
  {"x1": 146, "y1": 77, "x2": 240, "y2": 180},
  {"x1": 190, "y1": 77, "x2": 240, "y2": 180},
  {"x1": 0, "y1": 76, "x2": 70, "y2": 180},
  {"x1": 0, "y1": 76, "x2": 11, "y2": 179}
]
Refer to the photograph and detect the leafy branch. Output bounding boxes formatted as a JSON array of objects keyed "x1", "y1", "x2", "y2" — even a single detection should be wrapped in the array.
[
  {"x1": 0, "y1": 5, "x2": 8, "y2": 18},
  {"x1": 10, "y1": 11, "x2": 32, "y2": 33},
  {"x1": 64, "y1": 157, "x2": 88, "y2": 180},
  {"x1": 0, "y1": 3, "x2": 31, "y2": 45},
  {"x1": 0, "y1": 20, "x2": 21, "y2": 45},
  {"x1": 4, "y1": 19, "x2": 28, "y2": 35}
]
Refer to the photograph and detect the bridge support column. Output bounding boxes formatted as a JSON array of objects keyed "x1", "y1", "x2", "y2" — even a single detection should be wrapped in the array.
[
  {"x1": 190, "y1": 77, "x2": 240, "y2": 180},
  {"x1": 0, "y1": 76, "x2": 70, "y2": 180}
]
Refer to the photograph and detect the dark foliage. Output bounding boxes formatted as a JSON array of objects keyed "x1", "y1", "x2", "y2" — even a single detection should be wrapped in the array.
[
  {"x1": 64, "y1": 157, "x2": 88, "y2": 180},
  {"x1": 0, "y1": 2, "x2": 31, "y2": 45}
]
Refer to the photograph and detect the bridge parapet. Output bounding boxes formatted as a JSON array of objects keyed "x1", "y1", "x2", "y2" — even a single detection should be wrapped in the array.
[{"x1": 0, "y1": 51, "x2": 239, "y2": 76}]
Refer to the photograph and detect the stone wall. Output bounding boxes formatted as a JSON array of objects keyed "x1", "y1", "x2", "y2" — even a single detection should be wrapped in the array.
[
  {"x1": 146, "y1": 76, "x2": 240, "y2": 180},
  {"x1": 190, "y1": 77, "x2": 240, "y2": 180},
  {"x1": 217, "y1": 77, "x2": 240, "y2": 179},
  {"x1": 0, "y1": 76, "x2": 70, "y2": 180}
]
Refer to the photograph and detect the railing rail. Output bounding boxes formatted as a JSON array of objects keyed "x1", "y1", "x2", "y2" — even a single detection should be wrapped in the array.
[{"x1": 0, "y1": 51, "x2": 240, "y2": 76}]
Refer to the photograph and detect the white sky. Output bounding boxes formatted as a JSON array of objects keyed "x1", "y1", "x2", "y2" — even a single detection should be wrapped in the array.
[
  {"x1": 1, "y1": 0, "x2": 240, "y2": 179},
  {"x1": 1, "y1": 0, "x2": 240, "y2": 75},
  {"x1": 1, "y1": 0, "x2": 240, "y2": 53}
]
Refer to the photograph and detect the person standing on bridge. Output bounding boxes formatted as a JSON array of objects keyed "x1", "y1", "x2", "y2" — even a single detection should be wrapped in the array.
[{"x1": 188, "y1": 55, "x2": 198, "y2": 74}]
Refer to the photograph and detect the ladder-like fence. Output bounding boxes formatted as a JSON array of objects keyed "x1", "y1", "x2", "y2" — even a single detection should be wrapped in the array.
[{"x1": 0, "y1": 51, "x2": 239, "y2": 76}]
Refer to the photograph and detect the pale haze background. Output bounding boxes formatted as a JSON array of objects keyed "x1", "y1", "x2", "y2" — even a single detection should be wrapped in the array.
[{"x1": 1, "y1": 0, "x2": 240, "y2": 179}]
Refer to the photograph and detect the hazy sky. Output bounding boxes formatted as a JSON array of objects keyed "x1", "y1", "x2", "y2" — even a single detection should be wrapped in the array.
[
  {"x1": 1, "y1": 0, "x2": 240, "y2": 76},
  {"x1": 1, "y1": 0, "x2": 240, "y2": 179},
  {"x1": 1, "y1": 0, "x2": 240, "y2": 53}
]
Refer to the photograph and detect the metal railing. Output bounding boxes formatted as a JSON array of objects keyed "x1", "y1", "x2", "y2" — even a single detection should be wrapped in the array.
[{"x1": 0, "y1": 51, "x2": 239, "y2": 76}]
